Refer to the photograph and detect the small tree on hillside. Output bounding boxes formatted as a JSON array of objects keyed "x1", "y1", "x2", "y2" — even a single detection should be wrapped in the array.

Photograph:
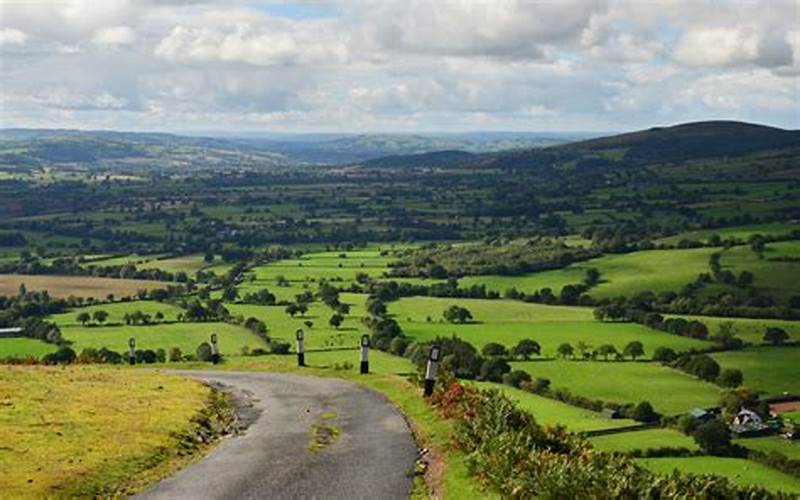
[
  {"x1": 717, "y1": 368, "x2": 744, "y2": 388},
  {"x1": 76, "y1": 312, "x2": 91, "y2": 326},
  {"x1": 222, "y1": 286, "x2": 238, "y2": 302},
  {"x1": 480, "y1": 357, "x2": 511, "y2": 383},
  {"x1": 482, "y1": 342, "x2": 508, "y2": 358},
  {"x1": 763, "y1": 327, "x2": 789, "y2": 346},
  {"x1": 597, "y1": 344, "x2": 618, "y2": 361},
  {"x1": 693, "y1": 419, "x2": 732, "y2": 456},
  {"x1": 329, "y1": 313, "x2": 344, "y2": 329},
  {"x1": 512, "y1": 339, "x2": 541, "y2": 360},
  {"x1": 623, "y1": 341, "x2": 644, "y2": 360},
  {"x1": 93, "y1": 310, "x2": 108, "y2": 326},
  {"x1": 557, "y1": 342, "x2": 574, "y2": 359},
  {"x1": 443, "y1": 305, "x2": 473, "y2": 324},
  {"x1": 652, "y1": 346, "x2": 677, "y2": 363}
]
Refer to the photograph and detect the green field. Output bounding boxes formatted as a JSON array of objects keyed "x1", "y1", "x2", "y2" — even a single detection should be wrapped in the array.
[
  {"x1": 721, "y1": 241, "x2": 800, "y2": 305},
  {"x1": 48, "y1": 300, "x2": 186, "y2": 327},
  {"x1": 0, "y1": 337, "x2": 57, "y2": 358},
  {"x1": 736, "y1": 436, "x2": 800, "y2": 460},
  {"x1": 225, "y1": 292, "x2": 369, "y2": 350},
  {"x1": 637, "y1": 457, "x2": 800, "y2": 494},
  {"x1": 510, "y1": 360, "x2": 722, "y2": 415},
  {"x1": 656, "y1": 223, "x2": 800, "y2": 245},
  {"x1": 665, "y1": 314, "x2": 800, "y2": 344},
  {"x1": 711, "y1": 346, "x2": 800, "y2": 395},
  {"x1": 457, "y1": 247, "x2": 717, "y2": 299},
  {"x1": 472, "y1": 381, "x2": 636, "y2": 432},
  {"x1": 391, "y1": 296, "x2": 710, "y2": 357},
  {"x1": 60, "y1": 322, "x2": 264, "y2": 355},
  {"x1": 589, "y1": 428, "x2": 699, "y2": 453}
]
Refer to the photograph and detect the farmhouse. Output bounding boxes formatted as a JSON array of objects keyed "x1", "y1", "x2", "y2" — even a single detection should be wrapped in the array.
[{"x1": 730, "y1": 409, "x2": 769, "y2": 436}]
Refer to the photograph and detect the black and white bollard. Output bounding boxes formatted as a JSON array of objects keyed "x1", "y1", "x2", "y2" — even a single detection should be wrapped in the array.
[
  {"x1": 423, "y1": 344, "x2": 441, "y2": 397},
  {"x1": 360, "y1": 334, "x2": 370, "y2": 374},
  {"x1": 210, "y1": 332, "x2": 219, "y2": 365},
  {"x1": 296, "y1": 329, "x2": 305, "y2": 367},
  {"x1": 128, "y1": 337, "x2": 136, "y2": 366}
]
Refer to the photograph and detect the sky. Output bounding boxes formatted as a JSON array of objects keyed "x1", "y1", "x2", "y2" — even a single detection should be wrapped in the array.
[{"x1": 0, "y1": 0, "x2": 798, "y2": 134}]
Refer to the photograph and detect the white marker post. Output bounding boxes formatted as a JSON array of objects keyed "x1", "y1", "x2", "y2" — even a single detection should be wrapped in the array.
[
  {"x1": 360, "y1": 334, "x2": 370, "y2": 374},
  {"x1": 210, "y1": 332, "x2": 219, "y2": 365},
  {"x1": 424, "y1": 344, "x2": 441, "y2": 397},
  {"x1": 128, "y1": 337, "x2": 136, "y2": 366},
  {"x1": 296, "y1": 329, "x2": 305, "y2": 367}
]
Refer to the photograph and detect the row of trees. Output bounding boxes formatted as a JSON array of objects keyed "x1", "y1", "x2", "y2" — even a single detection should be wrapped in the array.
[{"x1": 555, "y1": 340, "x2": 645, "y2": 361}]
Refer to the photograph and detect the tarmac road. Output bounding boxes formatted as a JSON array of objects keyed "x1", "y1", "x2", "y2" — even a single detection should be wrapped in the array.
[{"x1": 136, "y1": 371, "x2": 417, "y2": 500}]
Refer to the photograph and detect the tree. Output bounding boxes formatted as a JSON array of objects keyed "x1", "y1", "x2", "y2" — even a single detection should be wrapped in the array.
[
  {"x1": 222, "y1": 286, "x2": 238, "y2": 302},
  {"x1": 285, "y1": 303, "x2": 300, "y2": 317},
  {"x1": 93, "y1": 310, "x2": 108, "y2": 325},
  {"x1": 482, "y1": 342, "x2": 508, "y2": 358},
  {"x1": 693, "y1": 419, "x2": 731, "y2": 456},
  {"x1": 622, "y1": 341, "x2": 644, "y2": 360},
  {"x1": 584, "y1": 268, "x2": 601, "y2": 286},
  {"x1": 298, "y1": 303, "x2": 308, "y2": 317},
  {"x1": 76, "y1": 312, "x2": 91, "y2": 326},
  {"x1": 717, "y1": 368, "x2": 744, "y2": 388},
  {"x1": 169, "y1": 347, "x2": 183, "y2": 362},
  {"x1": 557, "y1": 342, "x2": 574, "y2": 359},
  {"x1": 512, "y1": 339, "x2": 540, "y2": 360},
  {"x1": 652, "y1": 346, "x2": 677, "y2": 363},
  {"x1": 763, "y1": 327, "x2": 789, "y2": 346},
  {"x1": 502, "y1": 370, "x2": 532, "y2": 389},
  {"x1": 154, "y1": 311, "x2": 164, "y2": 323},
  {"x1": 328, "y1": 313, "x2": 344, "y2": 329},
  {"x1": 367, "y1": 299, "x2": 387, "y2": 317},
  {"x1": 480, "y1": 357, "x2": 511, "y2": 382},
  {"x1": 597, "y1": 344, "x2": 618, "y2": 361},
  {"x1": 686, "y1": 354, "x2": 720, "y2": 381},
  {"x1": 576, "y1": 341, "x2": 592, "y2": 359},
  {"x1": 443, "y1": 305, "x2": 473, "y2": 324},
  {"x1": 630, "y1": 401, "x2": 659, "y2": 422}
]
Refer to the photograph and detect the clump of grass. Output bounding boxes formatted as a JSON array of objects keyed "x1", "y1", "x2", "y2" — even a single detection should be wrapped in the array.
[{"x1": 308, "y1": 412, "x2": 341, "y2": 454}]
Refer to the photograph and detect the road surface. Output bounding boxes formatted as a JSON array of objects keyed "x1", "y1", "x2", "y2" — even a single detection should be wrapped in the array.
[{"x1": 136, "y1": 371, "x2": 417, "y2": 500}]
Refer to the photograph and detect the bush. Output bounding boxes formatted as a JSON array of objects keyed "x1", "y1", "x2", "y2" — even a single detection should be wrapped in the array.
[
  {"x1": 389, "y1": 336, "x2": 410, "y2": 356},
  {"x1": 268, "y1": 341, "x2": 291, "y2": 355},
  {"x1": 481, "y1": 342, "x2": 508, "y2": 358},
  {"x1": 652, "y1": 346, "x2": 677, "y2": 363},
  {"x1": 628, "y1": 401, "x2": 659, "y2": 422},
  {"x1": 42, "y1": 347, "x2": 76, "y2": 365},
  {"x1": 502, "y1": 370, "x2": 531, "y2": 388},
  {"x1": 717, "y1": 368, "x2": 744, "y2": 388},
  {"x1": 693, "y1": 419, "x2": 732, "y2": 456},
  {"x1": 250, "y1": 347, "x2": 269, "y2": 356},
  {"x1": 136, "y1": 349, "x2": 158, "y2": 364},
  {"x1": 196, "y1": 342, "x2": 213, "y2": 362},
  {"x1": 523, "y1": 377, "x2": 551, "y2": 394},
  {"x1": 155, "y1": 348, "x2": 166, "y2": 363},
  {"x1": 676, "y1": 414, "x2": 699, "y2": 435},
  {"x1": 168, "y1": 347, "x2": 183, "y2": 362}
]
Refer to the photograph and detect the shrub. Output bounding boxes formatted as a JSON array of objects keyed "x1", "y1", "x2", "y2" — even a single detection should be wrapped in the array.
[
  {"x1": 717, "y1": 368, "x2": 744, "y2": 388},
  {"x1": 628, "y1": 401, "x2": 659, "y2": 422},
  {"x1": 481, "y1": 342, "x2": 508, "y2": 358},
  {"x1": 268, "y1": 341, "x2": 291, "y2": 355},
  {"x1": 196, "y1": 342, "x2": 213, "y2": 362},
  {"x1": 652, "y1": 346, "x2": 677, "y2": 363},
  {"x1": 502, "y1": 370, "x2": 532, "y2": 389},
  {"x1": 42, "y1": 347, "x2": 76, "y2": 365},
  {"x1": 389, "y1": 336, "x2": 410, "y2": 356},
  {"x1": 136, "y1": 349, "x2": 158, "y2": 364},
  {"x1": 169, "y1": 347, "x2": 183, "y2": 362},
  {"x1": 693, "y1": 419, "x2": 732, "y2": 456},
  {"x1": 250, "y1": 347, "x2": 269, "y2": 356}
]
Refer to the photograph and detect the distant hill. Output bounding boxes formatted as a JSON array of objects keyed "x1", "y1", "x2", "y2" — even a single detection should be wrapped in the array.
[
  {"x1": 360, "y1": 150, "x2": 480, "y2": 168},
  {"x1": 559, "y1": 121, "x2": 800, "y2": 163}
]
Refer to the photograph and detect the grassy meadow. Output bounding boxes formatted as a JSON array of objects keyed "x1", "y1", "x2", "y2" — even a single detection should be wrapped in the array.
[
  {"x1": 589, "y1": 428, "x2": 699, "y2": 453},
  {"x1": 0, "y1": 274, "x2": 169, "y2": 299},
  {"x1": 510, "y1": 360, "x2": 722, "y2": 415},
  {"x1": 0, "y1": 366, "x2": 210, "y2": 497},
  {"x1": 711, "y1": 346, "x2": 800, "y2": 395}
]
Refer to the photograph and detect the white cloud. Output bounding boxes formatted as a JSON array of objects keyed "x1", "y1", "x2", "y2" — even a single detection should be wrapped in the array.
[
  {"x1": 0, "y1": 28, "x2": 28, "y2": 46},
  {"x1": 91, "y1": 26, "x2": 137, "y2": 47},
  {"x1": 674, "y1": 26, "x2": 793, "y2": 68}
]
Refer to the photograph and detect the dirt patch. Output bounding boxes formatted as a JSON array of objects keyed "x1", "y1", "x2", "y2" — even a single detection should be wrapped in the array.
[
  {"x1": 771, "y1": 401, "x2": 800, "y2": 414},
  {"x1": 205, "y1": 381, "x2": 262, "y2": 433}
]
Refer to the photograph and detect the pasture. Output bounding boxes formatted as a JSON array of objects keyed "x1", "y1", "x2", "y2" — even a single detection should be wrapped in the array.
[
  {"x1": 510, "y1": 360, "x2": 722, "y2": 415},
  {"x1": 48, "y1": 300, "x2": 186, "y2": 327},
  {"x1": 589, "y1": 428, "x2": 699, "y2": 453},
  {"x1": 0, "y1": 337, "x2": 56, "y2": 358},
  {"x1": 391, "y1": 296, "x2": 710, "y2": 357},
  {"x1": 665, "y1": 314, "x2": 800, "y2": 344},
  {"x1": 457, "y1": 247, "x2": 717, "y2": 299},
  {"x1": 60, "y1": 321, "x2": 263, "y2": 356},
  {"x1": 0, "y1": 274, "x2": 169, "y2": 299},
  {"x1": 471, "y1": 381, "x2": 636, "y2": 432},
  {"x1": 721, "y1": 241, "x2": 800, "y2": 305},
  {"x1": 637, "y1": 457, "x2": 800, "y2": 494},
  {"x1": 0, "y1": 366, "x2": 209, "y2": 497},
  {"x1": 736, "y1": 436, "x2": 800, "y2": 460},
  {"x1": 711, "y1": 346, "x2": 800, "y2": 395}
]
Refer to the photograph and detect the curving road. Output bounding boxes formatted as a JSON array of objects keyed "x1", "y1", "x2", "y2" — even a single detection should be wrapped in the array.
[{"x1": 136, "y1": 371, "x2": 417, "y2": 500}]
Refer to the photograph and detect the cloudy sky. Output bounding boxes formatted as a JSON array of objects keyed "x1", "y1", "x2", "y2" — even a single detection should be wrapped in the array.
[{"x1": 0, "y1": 0, "x2": 798, "y2": 133}]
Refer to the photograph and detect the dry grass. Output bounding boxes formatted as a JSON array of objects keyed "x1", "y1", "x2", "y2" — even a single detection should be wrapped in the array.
[{"x1": 0, "y1": 274, "x2": 169, "y2": 299}]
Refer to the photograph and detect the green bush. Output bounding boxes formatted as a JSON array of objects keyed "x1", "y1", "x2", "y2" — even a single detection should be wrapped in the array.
[
  {"x1": 502, "y1": 370, "x2": 531, "y2": 389},
  {"x1": 268, "y1": 341, "x2": 291, "y2": 355}
]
